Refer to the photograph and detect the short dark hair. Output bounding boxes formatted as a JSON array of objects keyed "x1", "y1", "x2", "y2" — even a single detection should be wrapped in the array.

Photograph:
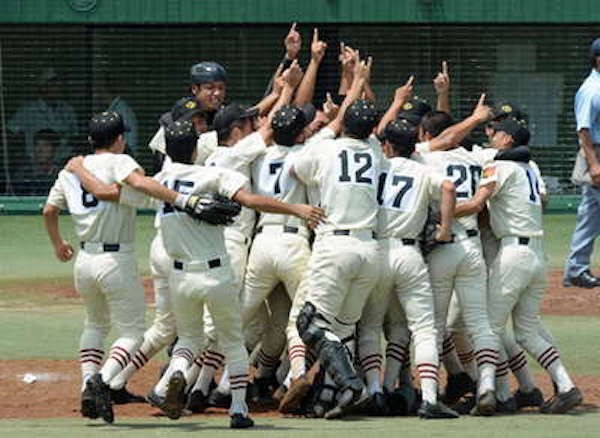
[
  {"x1": 343, "y1": 99, "x2": 379, "y2": 140},
  {"x1": 216, "y1": 118, "x2": 249, "y2": 144},
  {"x1": 421, "y1": 111, "x2": 454, "y2": 138},
  {"x1": 383, "y1": 119, "x2": 418, "y2": 157}
]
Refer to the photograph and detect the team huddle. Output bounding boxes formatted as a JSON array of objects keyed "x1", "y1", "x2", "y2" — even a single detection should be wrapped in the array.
[{"x1": 42, "y1": 24, "x2": 583, "y2": 428}]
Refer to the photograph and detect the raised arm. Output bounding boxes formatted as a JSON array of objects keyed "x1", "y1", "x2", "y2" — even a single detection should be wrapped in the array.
[
  {"x1": 254, "y1": 65, "x2": 283, "y2": 115},
  {"x1": 263, "y1": 22, "x2": 301, "y2": 97},
  {"x1": 338, "y1": 43, "x2": 357, "y2": 96},
  {"x1": 294, "y1": 28, "x2": 327, "y2": 106},
  {"x1": 327, "y1": 55, "x2": 369, "y2": 135},
  {"x1": 362, "y1": 56, "x2": 376, "y2": 101},
  {"x1": 434, "y1": 60, "x2": 450, "y2": 114},
  {"x1": 428, "y1": 93, "x2": 492, "y2": 151},
  {"x1": 257, "y1": 60, "x2": 304, "y2": 143},
  {"x1": 376, "y1": 75, "x2": 414, "y2": 137}
]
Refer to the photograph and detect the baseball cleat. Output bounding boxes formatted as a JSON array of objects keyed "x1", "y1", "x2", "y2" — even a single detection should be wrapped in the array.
[
  {"x1": 495, "y1": 397, "x2": 517, "y2": 414},
  {"x1": 367, "y1": 391, "x2": 390, "y2": 416},
  {"x1": 454, "y1": 395, "x2": 476, "y2": 415},
  {"x1": 562, "y1": 271, "x2": 600, "y2": 288},
  {"x1": 230, "y1": 413, "x2": 255, "y2": 429},
  {"x1": 252, "y1": 375, "x2": 279, "y2": 406},
  {"x1": 81, "y1": 380, "x2": 98, "y2": 419},
  {"x1": 279, "y1": 375, "x2": 311, "y2": 414},
  {"x1": 540, "y1": 387, "x2": 583, "y2": 414},
  {"x1": 443, "y1": 372, "x2": 476, "y2": 405},
  {"x1": 208, "y1": 388, "x2": 232, "y2": 408},
  {"x1": 513, "y1": 387, "x2": 544, "y2": 409},
  {"x1": 162, "y1": 371, "x2": 187, "y2": 420},
  {"x1": 324, "y1": 387, "x2": 369, "y2": 420},
  {"x1": 110, "y1": 386, "x2": 146, "y2": 405},
  {"x1": 471, "y1": 390, "x2": 496, "y2": 416},
  {"x1": 186, "y1": 389, "x2": 209, "y2": 413},
  {"x1": 387, "y1": 385, "x2": 417, "y2": 416},
  {"x1": 418, "y1": 401, "x2": 460, "y2": 419},
  {"x1": 91, "y1": 374, "x2": 114, "y2": 424}
]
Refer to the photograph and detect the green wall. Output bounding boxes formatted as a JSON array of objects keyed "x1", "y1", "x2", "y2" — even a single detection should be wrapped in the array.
[{"x1": 2, "y1": 0, "x2": 600, "y2": 24}]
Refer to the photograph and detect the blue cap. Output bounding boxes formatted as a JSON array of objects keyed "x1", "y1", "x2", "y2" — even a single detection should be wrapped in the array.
[{"x1": 591, "y1": 38, "x2": 600, "y2": 57}]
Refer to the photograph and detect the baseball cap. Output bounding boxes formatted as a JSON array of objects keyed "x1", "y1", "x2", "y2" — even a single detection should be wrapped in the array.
[
  {"x1": 494, "y1": 117, "x2": 530, "y2": 146},
  {"x1": 165, "y1": 119, "x2": 199, "y2": 164},
  {"x1": 490, "y1": 101, "x2": 527, "y2": 122},
  {"x1": 170, "y1": 96, "x2": 207, "y2": 122},
  {"x1": 382, "y1": 118, "x2": 418, "y2": 148},
  {"x1": 591, "y1": 38, "x2": 600, "y2": 57},
  {"x1": 299, "y1": 103, "x2": 317, "y2": 125},
  {"x1": 272, "y1": 104, "x2": 307, "y2": 146},
  {"x1": 190, "y1": 61, "x2": 227, "y2": 84},
  {"x1": 88, "y1": 111, "x2": 129, "y2": 147},
  {"x1": 343, "y1": 99, "x2": 379, "y2": 139},
  {"x1": 213, "y1": 103, "x2": 259, "y2": 133},
  {"x1": 397, "y1": 97, "x2": 432, "y2": 125}
]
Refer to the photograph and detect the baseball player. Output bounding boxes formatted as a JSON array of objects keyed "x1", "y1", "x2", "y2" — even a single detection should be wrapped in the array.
[
  {"x1": 43, "y1": 112, "x2": 202, "y2": 424},
  {"x1": 105, "y1": 97, "x2": 211, "y2": 401},
  {"x1": 290, "y1": 58, "x2": 383, "y2": 419},
  {"x1": 357, "y1": 117, "x2": 459, "y2": 419},
  {"x1": 120, "y1": 119, "x2": 323, "y2": 427},
  {"x1": 240, "y1": 104, "x2": 313, "y2": 400},
  {"x1": 186, "y1": 62, "x2": 305, "y2": 410},
  {"x1": 454, "y1": 117, "x2": 583, "y2": 414}
]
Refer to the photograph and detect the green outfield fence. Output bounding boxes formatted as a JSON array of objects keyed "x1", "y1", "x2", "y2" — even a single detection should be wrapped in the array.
[{"x1": 0, "y1": 0, "x2": 596, "y2": 198}]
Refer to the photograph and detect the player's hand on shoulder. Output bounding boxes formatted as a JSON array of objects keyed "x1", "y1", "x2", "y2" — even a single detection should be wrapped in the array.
[
  {"x1": 65, "y1": 155, "x2": 85, "y2": 173},
  {"x1": 55, "y1": 240, "x2": 74, "y2": 262}
]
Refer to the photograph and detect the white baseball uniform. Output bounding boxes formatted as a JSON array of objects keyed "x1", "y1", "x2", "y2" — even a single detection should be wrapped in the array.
[
  {"x1": 416, "y1": 146, "x2": 499, "y2": 395},
  {"x1": 358, "y1": 156, "x2": 443, "y2": 402},
  {"x1": 46, "y1": 153, "x2": 146, "y2": 387},
  {"x1": 481, "y1": 160, "x2": 575, "y2": 397}
]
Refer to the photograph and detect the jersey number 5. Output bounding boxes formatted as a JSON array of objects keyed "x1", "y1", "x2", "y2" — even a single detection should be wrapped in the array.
[{"x1": 81, "y1": 185, "x2": 99, "y2": 208}]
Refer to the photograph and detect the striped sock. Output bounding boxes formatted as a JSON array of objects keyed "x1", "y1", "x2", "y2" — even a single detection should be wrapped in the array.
[
  {"x1": 508, "y1": 350, "x2": 535, "y2": 392},
  {"x1": 79, "y1": 348, "x2": 104, "y2": 391},
  {"x1": 288, "y1": 343, "x2": 307, "y2": 379},
  {"x1": 495, "y1": 360, "x2": 511, "y2": 401},
  {"x1": 229, "y1": 373, "x2": 250, "y2": 415},
  {"x1": 383, "y1": 342, "x2": 407, "y2": 391},
  {"x1": 255, "y1": 348, "x2": 280, "y2": 379},
  {"x1": 417, "y1": 362, "x2": 439, "y2": 404},
  {"x1": 360, "y1": 353, "x2": 383, "y2": 395},
  {"x1": 475, "y1": 348, "x2": 498, "y2": 396},
  {"x1": 538, "y1": 347, "x2": 574, "y2": 393}
]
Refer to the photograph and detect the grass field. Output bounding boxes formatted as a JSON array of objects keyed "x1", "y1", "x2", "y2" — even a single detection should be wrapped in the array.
[{"x1": 0, "y1": 213, "x2": 599, "y2": 437}]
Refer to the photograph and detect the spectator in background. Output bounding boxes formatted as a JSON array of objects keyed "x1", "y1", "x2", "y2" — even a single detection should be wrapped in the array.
[
  {"x1": 12, "y1": 129, "x2": 60, "y2": 195},
  {"x1": 8, "y1": 67, "x2": 79, "y2": 166},
  {"x1": 93, "y1": 77, "x2": 139, "y2": 155},
  {"x1": 564, "y1": 38, "x2": 600, "y2": 289}
]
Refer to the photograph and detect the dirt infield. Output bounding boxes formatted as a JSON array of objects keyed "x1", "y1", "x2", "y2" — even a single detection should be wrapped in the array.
[{"x1": 1, "y1": 269, "x2": 598, "y2": 419}]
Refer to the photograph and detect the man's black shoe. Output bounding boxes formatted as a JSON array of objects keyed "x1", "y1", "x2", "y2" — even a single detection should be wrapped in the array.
[{"x1": 563, "y1": 271, "x2": 600, "y2": 288}]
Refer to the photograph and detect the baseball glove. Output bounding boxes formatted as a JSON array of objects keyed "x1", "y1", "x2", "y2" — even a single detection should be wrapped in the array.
[
  {"x1": 184, "y1": 193, "x2": 242, "y2": 226},
  {"x1": 419, "y1": 207, "x2": 442, "y2": 256}
]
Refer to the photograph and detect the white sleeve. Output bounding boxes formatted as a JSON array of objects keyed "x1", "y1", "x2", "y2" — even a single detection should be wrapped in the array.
[
  {"x1": 216, "y1": 168, "x2": 249, "y2": 199},
  {"x1": 46, "y1": 174, "x2": 67, "y2": 210},
  {"x1": 114, "y1": 155, "x2": 143, "y2": 184},
  {"x1": 119, "y1": 185, "x2": 160, "y2": 210},
  {"x1": 194, "y1": 131, "x2": 219, "y2": 165},
  {"x1": 230, "y1": 132, "x2": 267, "y2": 166},
  {"x1": 148, "y1": 127, "x2": 166, "y2": 154},
  {"x1": 306, "y1": 127, "x2": 335, "y2": 146},
  {"x1": 415, "y1": 141, "x2": 431, "y2": 154}
]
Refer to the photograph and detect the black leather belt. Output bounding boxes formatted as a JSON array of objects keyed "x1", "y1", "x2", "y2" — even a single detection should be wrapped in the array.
[
  {"x1": 401, "y1": 238, "x2": 416, "y2": 245},
  {"x1": 441, "y1": 229, "x2": 478, "y2": 244},
  {"x1": 173, "y1": 258, "x2": 222, "y2": 271},
  {"x1": 466, "y1": 229, "x2": 479, "y2": 237},
  {"x1": 80, "y1": 242, "x2": 120, "y2": 252},
  {"x1": 256, "y1": 225, "x2": 299, "y2": 234},
  {"x1": 518, "y1": 237, "x2": 530, "y2": 245},
  {"x1": 332, "y1": 229, "x2": 377, "y2": 239}
]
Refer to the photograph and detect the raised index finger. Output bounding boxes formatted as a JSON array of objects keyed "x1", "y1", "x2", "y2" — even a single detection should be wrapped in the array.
[
  {"x1": 289, "y1": 22, "x2": 297, "y2": 34},
  {"x1": 478, "y1": 93, "x2": 486, "y2": 106},
  {"x1": 406, "y1": 75, "x2": 415, "y2": 86},
  {"x1": 313, "y1": 28, "x2": 319, "y2": 43},
  {"x1": 442, "y1": 60, "x2": 448, "y2": 75}
]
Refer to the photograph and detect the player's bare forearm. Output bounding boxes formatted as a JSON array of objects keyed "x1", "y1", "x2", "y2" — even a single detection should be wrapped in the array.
[
  {"x1": 455, "y1": 183, "x2": 494, "y2": 217},
  {"x1": 438, "y1": 181, "x2": 456, "y2": 232},
  {"x1": 254, "y1": 91, "x2": 280, "y2": 116},
  {"x1": 294, "y1": 59, "x2": 320, "y2": 106},
  {"x1": 124, "y1": 171, "x2": 178, "y2": 204},
  {"x1": 328, "y1": 69, "x2": 366, "y2": 135},
  {"x1": 436, "y1": 91, "x2": 450, "y2": 113},
  {"x1": 71, "y1": 166, "x2": 120, "y2": 202},
  {"x1": 579, "y1": 129, "x2": 599, "y2": 166},
  {"x1": 232, "y1": 189, "x2": 325, "y2": 226},
  {"x1": 363, "y1": 82, "x2": 376, "y2": 102},
  {"x1": 376, "y1": 76, "x2": 414, "y2": 137},
  {"x1": 43, "y1": 204, "x2": 74, "y2": 261}
]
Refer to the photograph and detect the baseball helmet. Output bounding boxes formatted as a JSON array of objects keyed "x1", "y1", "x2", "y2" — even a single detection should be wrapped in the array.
[
  {"x1": 88, "y1": 111, "x2": 129, "y2": 148},
  {"x1": 272, "y1": 104, "x2": 307, "y2": 146},
  {"x1": 344, "y1": 99, "x2": 379, "y2": 139},
  {"x1": 213, "y1": 103, "x2": 258, "y2": 133},
  {"x1": 490, "y1": 101, "x2": 527, "y2": 122},
  {"x1": 190, "y1": 62, "x2": 227, "y2": 85}
]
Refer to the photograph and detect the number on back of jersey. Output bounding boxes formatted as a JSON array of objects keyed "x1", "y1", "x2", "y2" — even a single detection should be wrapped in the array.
[
  {"x1": 161, "y1": 178, "x2": 195, "y2": 215},
  {"x1": 377, "y1": 171, "x2": 417, "y2": 212},
  {"x1": 257, "y1": 159, "x2": 289, "y2": 197},
  {"x1": 446, "y1": 164, "x2": 482, "y2": 199},
  {"x1": 337, "y1": 149, "x2": 376, "y2": 186},
  {"x1": 524, "y1": 167, "x2": 542, "y2": 205}
]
